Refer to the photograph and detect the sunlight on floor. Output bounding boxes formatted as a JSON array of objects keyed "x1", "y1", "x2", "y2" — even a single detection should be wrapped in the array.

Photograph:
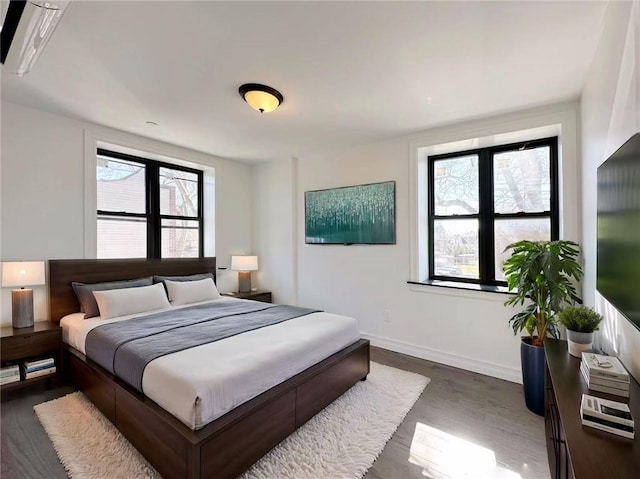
[{"x1": 409, "y1": 422, "x2": 523, "y2": 479}]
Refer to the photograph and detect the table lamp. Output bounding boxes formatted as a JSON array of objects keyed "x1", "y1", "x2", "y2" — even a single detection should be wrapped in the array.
[
  {"x1": 230, "y1": 256, "x2": 258, "y2": 293},
  {"x1": 2, "y1": 261, "x2": 45, "y2": 328}
]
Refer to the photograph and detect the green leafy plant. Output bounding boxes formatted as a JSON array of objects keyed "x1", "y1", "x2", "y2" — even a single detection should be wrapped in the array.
[
  {"x1": 503, "y1": 240, "x2": 583, "y2": 346},
  {"x1": 558, "y1": 306, "x2": 602, "y2": 333}
]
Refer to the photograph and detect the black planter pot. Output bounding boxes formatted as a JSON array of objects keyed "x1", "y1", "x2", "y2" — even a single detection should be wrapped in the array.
[{"x1": 521, "y1": 337, "x2": 545, "y2": 416}]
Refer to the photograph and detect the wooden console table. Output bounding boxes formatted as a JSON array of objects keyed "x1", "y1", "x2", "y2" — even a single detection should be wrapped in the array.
[{"x1": 545, "y1": 339, "x2": 640, "y2": 478}]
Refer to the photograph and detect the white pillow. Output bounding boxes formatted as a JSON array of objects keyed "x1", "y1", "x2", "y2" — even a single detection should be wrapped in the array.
[
  {"x1": 93, "y1": 282, "x2": 170, "y2": 320},
  {"x1": 165, "y1": 277, "x2": 221, "y2": 306}
]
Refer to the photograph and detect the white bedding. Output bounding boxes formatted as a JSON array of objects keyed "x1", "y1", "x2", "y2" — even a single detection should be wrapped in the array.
[{"x1": 60, "y1": 298, "x2": 360, "y2": 430}]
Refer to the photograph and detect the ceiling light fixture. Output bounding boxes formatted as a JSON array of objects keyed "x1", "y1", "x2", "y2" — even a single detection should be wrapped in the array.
[
  {"x1": 238, "y1": 83, "x2": 283, "y2": 113},
  {"x1": 1, "y1": 0, "x2": 70, "y2": 76}
]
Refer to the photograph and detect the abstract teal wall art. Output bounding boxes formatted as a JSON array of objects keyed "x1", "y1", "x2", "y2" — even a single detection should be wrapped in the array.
[{"x1": 305, "y1": 181, "x2": 396, "y2": 244}]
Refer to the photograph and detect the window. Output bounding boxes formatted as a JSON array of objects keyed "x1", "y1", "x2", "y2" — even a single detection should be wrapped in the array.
[
  {"x1": 96, "y1": 149, "x2": 204, "y2": 259},
  {"x1": 428, "y1": 137, "x2": 558, "y2": 286}
]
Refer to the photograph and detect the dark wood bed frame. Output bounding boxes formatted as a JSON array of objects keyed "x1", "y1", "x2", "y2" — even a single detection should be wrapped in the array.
[{"x1": 48, "y1": 258, "x2": 370, "y2": 479}]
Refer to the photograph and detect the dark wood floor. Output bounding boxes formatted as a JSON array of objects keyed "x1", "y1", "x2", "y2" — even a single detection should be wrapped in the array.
[
  {"x1": 1, "y1": 384, "x2": 75, "y2": 479},
  {"x1": 365, "y1": 347, "x2": 548, "y2": 479},
  {"x1": 1, "y1": 347, "x2": 548, "y2": 479}
]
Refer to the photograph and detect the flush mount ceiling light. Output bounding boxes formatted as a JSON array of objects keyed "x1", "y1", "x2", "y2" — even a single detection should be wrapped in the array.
[{"x1": 238, "y1": 83, "x2": 283, "y2": 113}]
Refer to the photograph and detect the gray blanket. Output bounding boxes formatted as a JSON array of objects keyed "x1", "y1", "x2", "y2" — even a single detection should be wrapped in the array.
[{"x1": 85, "y1": 300, "x2": 319, "y2": 392}]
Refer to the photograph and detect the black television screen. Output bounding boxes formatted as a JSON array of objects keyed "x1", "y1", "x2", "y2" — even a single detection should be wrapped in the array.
[{"x1": 597, "y1": 133, "x2": 640, "y2": 331}]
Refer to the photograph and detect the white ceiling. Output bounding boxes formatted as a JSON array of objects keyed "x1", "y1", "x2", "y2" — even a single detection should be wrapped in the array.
[{"x1": 1, "y1": 1, "x2": 607, "y2": 162}]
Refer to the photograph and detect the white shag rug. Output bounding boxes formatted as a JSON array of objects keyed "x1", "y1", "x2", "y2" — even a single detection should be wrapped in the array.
[{"x1": 34, "y1": 362, "x2": 429, "y2": 479}]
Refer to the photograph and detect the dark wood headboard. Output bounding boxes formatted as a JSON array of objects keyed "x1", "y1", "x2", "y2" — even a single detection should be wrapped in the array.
[{"x1": 48, "y1": 258, "x2": 216, "y2": 322}]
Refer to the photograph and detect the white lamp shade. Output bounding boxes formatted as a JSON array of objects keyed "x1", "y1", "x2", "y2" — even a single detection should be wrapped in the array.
[
  {"x1": 230, "y1": 256, "x2": 259, "y2": 272},
  {"x1": 2, "y1": 261, "x2": 46, "y2": 287}
]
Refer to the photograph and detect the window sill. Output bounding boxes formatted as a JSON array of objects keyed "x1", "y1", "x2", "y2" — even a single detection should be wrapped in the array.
[{"x1": 407, "y1": 280, "x2": 515, "y2": 301}]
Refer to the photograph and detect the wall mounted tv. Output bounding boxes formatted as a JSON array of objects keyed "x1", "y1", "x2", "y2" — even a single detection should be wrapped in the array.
[
  {"x1": 597, "y1": 132, "x2": 640, "y2": 332},
  {"x1": 305, "y1": 181, "x2": 396, "y2": 245}
]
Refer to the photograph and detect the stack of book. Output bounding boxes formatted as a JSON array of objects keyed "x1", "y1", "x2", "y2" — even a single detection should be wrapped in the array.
[
  {"x1": 23, "y1": 358, "x2": 56, "y2": 379},
  {"x1": 1, "y1": 365, "x2": 20, "y2": 385},
  {"x1": 580, "y1": 352, "x2": 630, "y2": 398},
  {"x1": 581, "y1": 394, "x2": 635, "y2": 439}
]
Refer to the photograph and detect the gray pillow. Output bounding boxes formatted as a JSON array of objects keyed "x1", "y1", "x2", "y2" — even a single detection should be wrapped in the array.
[
  {"x1": 72, "y1": 277, "x2": 153, "y2": 318},
  {"x1": 153, "y1": 273, "x2": 214, "y2": 285}
]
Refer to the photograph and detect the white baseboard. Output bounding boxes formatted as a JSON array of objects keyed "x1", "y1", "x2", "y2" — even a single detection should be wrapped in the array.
[{"x1": 361, "y1": 332, "x2": 522, "y2": 384}]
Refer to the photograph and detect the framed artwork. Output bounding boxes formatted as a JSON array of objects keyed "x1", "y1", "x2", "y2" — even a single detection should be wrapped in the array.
[{"x1": 305, "y1": 181, "x2": 396, "y2": 245}]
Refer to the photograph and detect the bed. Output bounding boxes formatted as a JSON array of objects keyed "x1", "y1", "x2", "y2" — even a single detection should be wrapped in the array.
[{"x1": 49, "y1": 258, "x2": 370, "y2": 479}]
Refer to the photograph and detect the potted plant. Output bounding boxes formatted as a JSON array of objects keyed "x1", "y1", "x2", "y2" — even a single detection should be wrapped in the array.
[
  {"x1": 558, "y1": 306, "x2": 603, "y2": 357},
  {"x1": 503, "y1": 240, "x2": 583, "y2": 416}
]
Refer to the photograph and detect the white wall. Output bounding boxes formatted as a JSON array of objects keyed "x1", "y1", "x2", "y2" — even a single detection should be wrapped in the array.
[
  {"x1": 255, "y1": 102, "x2": 581, "y2": 383},
  {"x1": 252, "y1": 158, "x2": 298, "y2": 305},
  {"x1": 0, "y1": 101, "x2": 253, "y2": 324},
  {"x1": 581, "y1": 1, "x2": 640, "y2": 381}
]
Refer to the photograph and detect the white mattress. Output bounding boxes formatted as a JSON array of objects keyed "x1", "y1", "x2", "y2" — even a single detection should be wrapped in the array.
[{"x1": 60, "y1": 298, "x2": 360, "y2": 430}]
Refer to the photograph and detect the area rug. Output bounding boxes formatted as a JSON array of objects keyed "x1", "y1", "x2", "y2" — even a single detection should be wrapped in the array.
[{"x1": 34, "y1": 362, "x2": 429, "y2": 479}]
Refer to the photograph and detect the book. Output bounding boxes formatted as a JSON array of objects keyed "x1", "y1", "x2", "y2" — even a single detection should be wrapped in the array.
[
  {"x1": 580, "y1": 394, "x2": 634, "y2": 428},
  {"x1": 582, "y1": 413, "x2": 635, "y2": 432},
  {"x1": 0, "y1": 365, "x2": 20, "y2": 377},
  {"x1": 24, "y1": 357, "x2": 53, "y2": 366},
  {"x1": 25, "y1": 361, "x2": 55, "y2": 373},
  {"x1": 25, "y1": 357, "x2": 54, "y2": 367},
  {"x1": 581, "y1": 367, "x2": 630, "y2": 397},
  {"x1": 587, "y1": 383, "x2": 630, "y2": 398},
  {"x1": 581, "y1": 418, "x2": 635, "y2": 439},
  {"x1": 0, "y1": 375, "x2": 21, "y2": 385},
  {"x1": 581, "y1": 353, "x2": 630, "y2": 382},
  {"x1": 24, "y1": 358, "x2": 55, "y2": 371},
  {"x1": 580, "y1": 364, "x2": 629, "y2": 391},
  {"x1": 24, "y1": 361, "x2": 56, "y2": 374},
  {"x1": 580, "y1": 368, "x2": 629, "y2": 397},
  {"x1": 580, "y1": 361, "x2": 629, "y2": 387},
  {"x1": 25, "y1": 367, "x2": 56, "y2": 379}
]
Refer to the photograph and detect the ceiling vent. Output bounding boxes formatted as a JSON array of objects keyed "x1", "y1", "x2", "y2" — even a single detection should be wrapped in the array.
[{"x1": 1, "y1": 0, "x2": 70, "y2": 76}]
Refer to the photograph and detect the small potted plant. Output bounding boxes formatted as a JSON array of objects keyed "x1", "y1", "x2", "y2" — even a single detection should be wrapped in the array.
[{"x1": 557, "y1": 306, "x2": 603, "y2": 357}]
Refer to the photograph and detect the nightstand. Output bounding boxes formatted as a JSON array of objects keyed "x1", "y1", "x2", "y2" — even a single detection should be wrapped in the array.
[
  {"x1": 1, "y1": 322, "x2": 62, "y2": 398},
  {"x1": 223, "y1": 290, "x2": 273, "y2": 303}
]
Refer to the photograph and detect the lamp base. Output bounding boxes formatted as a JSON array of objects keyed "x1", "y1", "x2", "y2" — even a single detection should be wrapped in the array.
[
  {"x1": 238, "y1": 272, "x2": 252, "y2": 293},
  {"x1": 12, "y1": 289, "x2": 34, "y2": 329}
]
